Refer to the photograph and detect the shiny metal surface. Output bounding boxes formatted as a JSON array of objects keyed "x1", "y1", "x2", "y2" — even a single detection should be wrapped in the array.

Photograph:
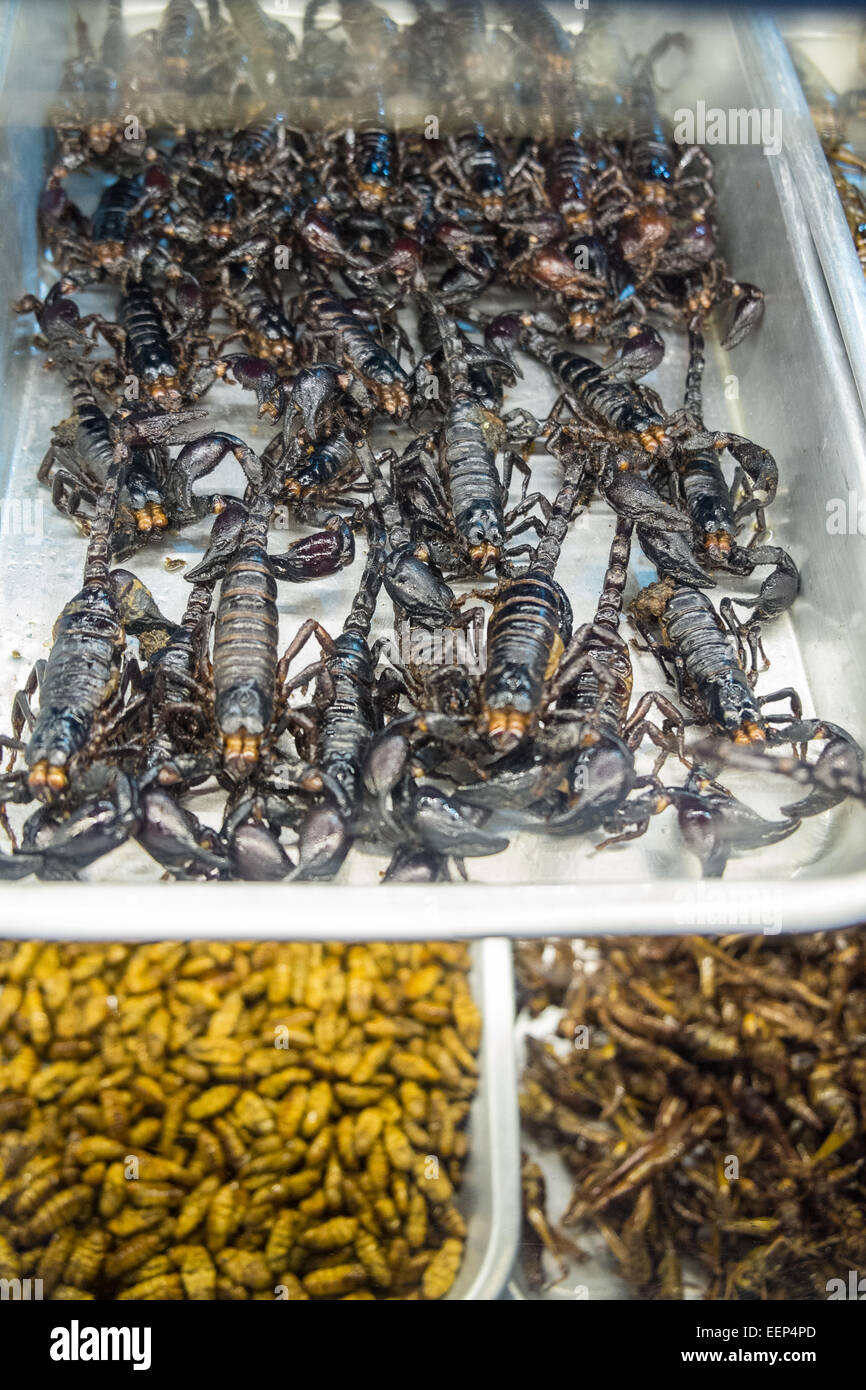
[
  {"x1": 770, "y1": 9, "x2": 866, "y2": 422},
  {"x1": 452, "y1": 938, "x2": 520, "y2": 1300}
]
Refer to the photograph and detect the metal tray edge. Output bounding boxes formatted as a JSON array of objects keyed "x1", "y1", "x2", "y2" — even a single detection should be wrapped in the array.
[
  {"x1": 459, "y1": 938, "x2": 520, "y2": 1300},
  {"x1": 2, "y1": 876, "x2": 866, "y2": 938},
  {"x1": 743, "y1": 14, "x2": 866, "y2": 424}
]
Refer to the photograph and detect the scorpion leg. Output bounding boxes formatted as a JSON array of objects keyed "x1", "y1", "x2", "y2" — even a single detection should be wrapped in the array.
[
  {"x1": 624, "y1": 691, "x2": 690, "y2": 775},
  {"x1": 719, "y1": 598, "x2": 766, "y2": 681},
  {"x1": 50, "y1": 467, "x2": 97, "y2": 529},
  {"x1": 11, "y1": 661, "x2": 47, "y2": 741},
  {"x1": 501, "y1": 407, "x2": 541, "y2": 442},
  {"x1": 758, "y1": 688, "x2": 803, "y2": 720},
  {"x1": 277, "y1": 619, "x2": 338, "y2": 694},
  {"x1": 629, "y1": 619, "x2": 685, "y2": 693}
]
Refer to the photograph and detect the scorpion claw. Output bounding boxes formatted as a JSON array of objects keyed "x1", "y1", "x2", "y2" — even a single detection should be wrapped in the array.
[
  {"x1": 408, "y1": 783, "x2": 509, "y2": 858},
  {"x1": 635, "y1": 522, "x2": 715, "y2": 588},
  {"x1": 229, "y1": 819, "x2": 294, "y2": 880},
  {"x1": 669, "y1": 784, "x2": 800, "y2": 877},
  {"x1": 720, "y1": 283, "x2": 765, "y2": 350},
  {"x1": 383, "y1": 846, "x2": 450, "y2": 882},
  {"x1": 186, "y1": 499, "x2": 249, "y2": 583},
  {"x1": 293, "y1": 804, "x2": 351, "y2": 880}
]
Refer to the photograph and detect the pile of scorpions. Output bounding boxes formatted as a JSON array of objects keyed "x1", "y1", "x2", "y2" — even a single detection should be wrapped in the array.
[{"x1": 2, "y1": 0, "x2": 866, "y2": 886}]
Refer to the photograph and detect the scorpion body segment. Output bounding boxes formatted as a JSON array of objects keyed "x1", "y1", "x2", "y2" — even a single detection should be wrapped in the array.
[
  {"x1": 441, "y1": 396, "x2": 507, "y2": 569},
  {"x1": 212, "y1": 495, "x2": 279, "y2": 778},
  {"x1": 120, "y1": 283, "x2": 180, "y2": 404},
  {"x1": 26, "y1": 584, "x2": 124, "y2": 798},
  {"x1": 348, "y1": 91, "x2": 398, "y2": 212},
  {"x1": 632, "y1": 578, "x2": 765, "y2": 743},
  {"x1": 677, "y1": 447, "x2": 736, "y2": 560},
  {"x1": 227, "y1": 118, "x2": 288, "y2": 183},
  {"x1": 90, "y1": 175, "x2": 143, "y2": 268},
  {"x1": 315, "y1": 521, "x2": 385, "y2": 817},
  {"x1": 481, "y1": 570, "x2": 572, "y2": 750},
  {"x1": 298, "y1": 286, "x2": 410, "y2": 416},
  {"x1": 159, "y1": 0, "x2": 204, "y2": 79},
  {"x1": 225, "y1": 272, "x2": 295, "y2": 362},
  {"x1": 424, "y1": 297, "x2": 533, "y2": 570}
]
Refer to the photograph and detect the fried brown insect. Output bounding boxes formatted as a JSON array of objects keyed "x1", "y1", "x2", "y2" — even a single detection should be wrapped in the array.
[{"x1": 518, "y1": 932, "x2": 866, "y2": 1299}]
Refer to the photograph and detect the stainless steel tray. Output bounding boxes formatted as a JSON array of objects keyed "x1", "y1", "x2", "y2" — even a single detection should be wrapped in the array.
[
  {"x1": 769, "y1": 9, "x2": 866, "y2": 423},
  {"x1": 1, "y1": 3, "x2": 866, "y2": 936}
]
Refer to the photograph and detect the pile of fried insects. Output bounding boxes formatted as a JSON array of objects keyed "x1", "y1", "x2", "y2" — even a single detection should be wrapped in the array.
[
  {"x1": 0, "y1": 939, "x2": 481, "y2": 1300},
  {"x1": 792, "y1": 32, "x2": 866, "y2": 276},
  {"x1": 3, "y1": 0, "x2": 866, "y2": 885},
  {"x1": 517, "y1": 931, "x2": 866, "y2": 1299}
]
